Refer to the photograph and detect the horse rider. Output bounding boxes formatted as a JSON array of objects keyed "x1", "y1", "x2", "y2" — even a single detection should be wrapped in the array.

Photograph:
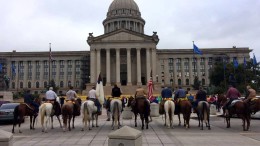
[
  {"x1": 66, "y1": 86, "x2": 78, "y2": 102},
  {"x1": 24, "y1": 90, "x2": 39, "y2": 116},
  {"x1": 194, "y1": 86, "x2": 207, "y2": 112},
  {"x1": 174, "y1": 86, "x2": 187, "y2": 113},
  {"x1": 132, "y1": 86, "x2": 150, "y2": 115},
  {"x1": 88, "y1": 86, "x2": 101, "y2": 115},
  {"x1": 159, "y1": 86, "x2": 172, "y2": 114},
  {"x1": 110, "y1": 84, "x2": 123, "y2": 111},
  {"x1": 244, "y1": 85, "x2": 256, "y2": 102},
  {"x1": 46, "y1": 87, "x2": 58, "y2": 103},
  {"x1": 223, "y1": 85, "x2": 241, "y2": 111}
]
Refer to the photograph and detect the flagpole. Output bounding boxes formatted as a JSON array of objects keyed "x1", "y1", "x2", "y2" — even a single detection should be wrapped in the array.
[
  {"x1": 49, "y1": 43, "x2": 51, "y2": 87},
  {"x1": 192, "y1": 41, "x2": 195, "y2": 79}
]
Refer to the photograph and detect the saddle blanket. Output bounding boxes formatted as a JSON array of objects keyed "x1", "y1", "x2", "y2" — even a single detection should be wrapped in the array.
[{"x1": 230, "y1": 100, "x2": 241, "y2": 107}]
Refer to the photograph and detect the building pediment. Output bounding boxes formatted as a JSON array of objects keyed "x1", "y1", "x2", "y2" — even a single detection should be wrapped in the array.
[{"x1": 87, "y1": 29, "x2": 159, "y2": 45}]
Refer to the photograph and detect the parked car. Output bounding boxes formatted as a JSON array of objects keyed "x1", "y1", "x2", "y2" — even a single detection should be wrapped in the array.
[
  {"x1": 251, "y1": 96, "x2": 260, "y2": 119},
  {"x1": 0, "y1": 103, "x2": 20, "y2": 122},
  {"x1": 0, "y1": 101, "x2": 10, "y2": 107}
]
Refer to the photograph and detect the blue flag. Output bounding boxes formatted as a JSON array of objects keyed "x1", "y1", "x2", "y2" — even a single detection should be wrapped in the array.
[
  {"x1": 193, "y1": 44, "x2": 202, "y2": 55},
  {"x1": 0, "y1": 63, "x2": 2, "y2": 72},
  {"x1": 233, "y1": 58, "x2": 239, "y2": 68},
  {"x1": 12, "y1": 64, "x2": 16, "y2": 74},
  {"x1": 253, "y1": 54, "x2": 257, "y2": 66},
  {"x1": 243, "y1": 57, "x2": 247, "y2": 68}
]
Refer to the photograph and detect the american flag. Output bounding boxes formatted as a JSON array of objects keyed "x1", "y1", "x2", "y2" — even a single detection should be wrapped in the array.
[{"x1": 49, "y1": 43, "x2": 53, "y2": 61}]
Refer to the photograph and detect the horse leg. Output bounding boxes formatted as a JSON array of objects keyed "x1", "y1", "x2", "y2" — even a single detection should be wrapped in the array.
[
  {"x1": 51, "y1": 116, "x2": 54, "y2": 129},
  {"x1": 141, "y1": 115, "x2": 144, "y2": 130},
  {"x1": 164, "y1": 113, "x2": 167, "y2": 126},
  {"x1": 178, "y1": 114, "x2": 181, "y2": 126},
  {"x1": 68, "y1": 115, "x2": 72, "y2": 131},
  {"x1": 197, "y1": 113, "x2": 200, "y2": 127},
  {"x1": 72, "y1": 116, "x2": 75, "y2": 129},
  {"x1": 18, "y1": 116, "x2": 22, "y2": 133},
  {"x1": 96, "y1": 114, "x2": 99, "y2": 127},
  {"x1": 242, "y1": 116, "x2": 246, "y2": 131},
  {"x1": 32, "y1": 115, "x2": 36, "y2": 130},
  {"x1": 56, "y1": 115, "x2": 62, "y2": 128},
  {"x1": 145, "y1": 115, "x2": 149, "y2": 129},
  {"x1": 135, "y1": 114, "x2": 137, "y2": 127}
]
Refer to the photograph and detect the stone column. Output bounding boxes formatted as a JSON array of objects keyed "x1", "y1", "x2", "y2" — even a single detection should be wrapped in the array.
[
  {"x1": 24, "y1": 61, "x2": 28, "y2": 88},
  {"x1": 189, "y1": 58, "x2": 194, "y2": 86},
  {"x1": 32, "y1": 61, "x2": 36, "y2": 88},
  {"x1": 173, "y1": 59, "x2": 178, "y2": 86},
  {"x1": 205, "y1": 57, "x2": 209, "y2": 85},
  {"x1": 180, "y1": 58, "x2": 185, "y2": 86},
  {"x1": 64, "y1": 61, "x2": 68, "y2": 88},
  {"x1": 152, "y1": 48, "x2": 157, "y2": 81},
  {"x1": 146, "y1": 48, "x2": 151, "y2": 82},
  {"x1": 136, "y1": 48, "x2": 141, "y2": 85},
  {"x1": 96, "y1": 48, "x2": 101, "y2": 76},
  {"x1": 90, "y1": 48, "x2": 96, "y2": 83},
  {"x1": 56, "y1": 60, "x2": 60, "y2": 86},
  {"x1": 116, "y1": 48, "x2": 120, "y2": 85},
  {"x1": 197, "y1": 57, "x2": 201, "y2": 81},
  {"x1": 72, "y1": 60, "x2": 76, "y2": 87},
  {"x1": 40, "y1": 61, "x2": 44, "y2": 88},
  {"x1": 127, "y1": 48, "x2": 132, "y2": 85},
  {"x1": 106, "y1": 48, "x2": 111, "y2": 86}
]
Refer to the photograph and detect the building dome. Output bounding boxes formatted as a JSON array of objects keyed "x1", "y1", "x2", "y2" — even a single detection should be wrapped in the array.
[
  {"x1": 103, "y1": 0, "x2": 145, "y2": 34},
  {"x1": 108, "y1": 0, "x2": 140, "y2": 13}
]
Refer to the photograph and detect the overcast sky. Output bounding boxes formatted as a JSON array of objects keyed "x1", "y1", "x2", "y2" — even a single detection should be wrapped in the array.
[{"x1": 0, "y1": 0, "x2": 259, "y2": 61}]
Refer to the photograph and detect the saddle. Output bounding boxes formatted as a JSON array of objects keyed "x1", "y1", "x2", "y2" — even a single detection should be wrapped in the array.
[
  {"x1": 23, "y1": 103, "x2": 34, "y2": 111},
  {"x1": 229, "y1": 99, "x2": 241, "y2": 108}
]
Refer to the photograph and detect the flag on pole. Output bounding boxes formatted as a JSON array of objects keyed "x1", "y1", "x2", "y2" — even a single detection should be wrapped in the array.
[
  {"x1": 233, "y1": 58, "x2": 239, "y2": 68},
  {"x1": 95, "y1": 73, "x2": 104, "y2": 105},
  {"x1": 193, "y1": 43, "x2": 202, "y2": 55},
  {"x1": 243, "y1": 57, "x2": 247, "y2": 68},
  {"x1": 49, "y1": 43, "x2": 53, "y2": 61},
  {"x1": 0, "y1": 63, "x2": 2, "y2": 72},
  {"x1": 11, "y1": 64, "x2": 16, "y2": 74},
  {"x1": 253, "y1": 54, "x2": 257, "y2": 66}
]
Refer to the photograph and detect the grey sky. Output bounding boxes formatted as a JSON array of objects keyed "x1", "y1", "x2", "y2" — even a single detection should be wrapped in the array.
[{"x1": 0, "y1": 0, "x2": 259, "y2": 61}]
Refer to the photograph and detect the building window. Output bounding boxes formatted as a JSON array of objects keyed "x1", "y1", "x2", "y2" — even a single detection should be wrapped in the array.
[
  {"x1": 20, "y1": 82, "x2": 23, "y2": 88},
  {"x1": 202, "y1": 79, "x2": 205, "y2": 85},
  {"x1": 60, "y1": 81, "x2": 64, "y2": 88},
  {"x1": 12, "y1": 82, "x2": 15, "y2": 89},
  {"x1": 28, "y1": 82, "x2": 31, "y2": 88},
  {"x1": 44, "y1": 81, "x2": 48, "y2": 88},
  {"x1": 36, "y1": 81, "x2": 39, "y2": 88},
  {"x1": 68, "y1": 81, "x2": 71, "y2": 87},
  {"x1": 178, "y1": 79, "x2": 181, "y2": 86},
  {"x1": 169, "y1": 58, "x2": 173, "y2": 63},
  {"x1": 186, "y1": 79, "x2": 189, "y2": 85},
  {"x1": 76, "y1": 81, "x2": 79, "y2": 87}
]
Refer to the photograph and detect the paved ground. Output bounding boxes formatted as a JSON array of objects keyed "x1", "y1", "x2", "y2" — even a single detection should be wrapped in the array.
[{"x1": 0, "y1": 108, "x2": 260, "y2": 146}]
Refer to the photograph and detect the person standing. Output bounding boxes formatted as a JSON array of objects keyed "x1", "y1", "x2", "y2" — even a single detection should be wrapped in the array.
[
  {"x1": 88, "y1": 86, "x2": 101, "y2": 115},
  {"x1": 66, "y1": 86, "x2": 78, "y2": 101}
]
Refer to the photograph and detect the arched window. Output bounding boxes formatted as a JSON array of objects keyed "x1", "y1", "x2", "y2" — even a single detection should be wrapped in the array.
[
  {"x1": 202, "y1": 79, "x2": 205, "y2": 85},
  {"x1": 20, "y1": 82, "x2": 23, "y2": 88},
  {"x1": 28, "y1": 82, "x2": 31, "y2": 88},
  {"x1": 44, "y1": 81, "x2": 48, "y2": 88},
  {"x1": 178, "y1": 79, "x2": 181, "y2": 86},
  {"x1": 186, "y1": 79, "x2": 189, "y2": 85},
  {"x1": 60, "y1": 81, "x2": 64, "y2": 88},
  {"x1": 36, "y1": 81, "x2": 39, "y2": 88}
]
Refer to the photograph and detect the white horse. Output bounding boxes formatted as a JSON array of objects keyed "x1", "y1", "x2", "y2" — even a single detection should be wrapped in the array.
[
  {"x1": 110, "y1": 99, "x2": 122, "y2": 130},
  {"x1": 39, "y1": 97, "x2": 60, "y2": 133},
  {"x1": 81, "y1": 100, "x2": 98, "y2": 131},
  {"x1": 164, "y1": 100, "x2": 175, "y2": 128},
  {"x1": 196, "y1": 101, "x2": 211, "y2": 130}
]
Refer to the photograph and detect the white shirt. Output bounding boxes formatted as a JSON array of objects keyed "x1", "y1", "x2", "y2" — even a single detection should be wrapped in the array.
[
  {"x1": 88, "y1": 89, "x2": 96, "y2": 99},
  {"x1": 46, "y1": 90, "x2": 58, "y2": 100},
  {"x1": 66, "y1": 90, "x2": 77, "y2": 100}
]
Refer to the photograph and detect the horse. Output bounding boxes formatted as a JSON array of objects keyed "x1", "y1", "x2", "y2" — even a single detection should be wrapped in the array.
[
  {"x1": 196, "y1": 101, "x2": 211, "y2": 130},
  {"x1": 81, "y1": 100, "x2": 98, "y2": 131},
  {"x1": 163, "y1": 100, "x2": 175, "y2": 128},
  {"x1": 110, "y1": 98, "x2": 123, "y2": 130},
  {"x1": 39, "y1": 97, "x2": 62, "y2": 133},
  {"x1": 216, "y1": 94, "x2": 225, "y2": 112},
  {"x1": 246, "y1": 97, "x2": 260, "y2": 114},
  {"x1": 175, "y1": 99, "x2": 192, "y2": 129},
  {"x1": 61, "y1": 98, "x2": 81, "y2": 131},
  {"x1": 128, "y1": 96, "x2": 150, "y2": 130},
  {"x1": 12, "y1": 98, "x2": 41, "y2": 133},
  {"x1": 222, "y1": 96, "x2": 250, "y2": 131}
]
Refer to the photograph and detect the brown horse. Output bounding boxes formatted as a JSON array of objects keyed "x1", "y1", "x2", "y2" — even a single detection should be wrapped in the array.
[
  {"x1": 51, "y1": 100, "x2": 62, "y2": 129},
  {"x1": 245, "y1": 97, "x2": 260, "y2": 114},
  {"x1": 61, "y1": 98, "x2": 81, "y2": 131},
  {"x1": 128, "y1": 96, "x2": 150, "y2": 130},
  {"x1": 216, "y1": 94, "x2": 226, "y2": 112},
  {"x1": 222, "y1": 96, "x2": 250, "y2": 131},
  {"x1": 175, "y1": 99, "x2": 192, "y2": 129},
  {"x1": 12, "y1": 98, "x2": 41, "y2": 133}
]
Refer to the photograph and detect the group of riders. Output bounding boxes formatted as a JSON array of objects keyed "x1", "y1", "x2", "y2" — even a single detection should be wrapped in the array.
[{"x1": 23, "y1": 81, "x2": 258, "y2": 123}]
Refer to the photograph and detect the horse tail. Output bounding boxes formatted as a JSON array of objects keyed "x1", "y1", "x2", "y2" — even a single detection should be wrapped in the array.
[
  {"x1": 39, "y1": 104, "x2": 46, "y2": 126},
  {"x1": 144, "y1": 99, "x2": 150, "y2": 117},
  {"x1": 113, "y1": 101, "x2": 119, "y2": 126},
  {"x1": 202, "y1": 102, "x2": 207, "y2": 122},
  {"x1": 168, "y1": 101, "x2": 172, "y2": 122}
]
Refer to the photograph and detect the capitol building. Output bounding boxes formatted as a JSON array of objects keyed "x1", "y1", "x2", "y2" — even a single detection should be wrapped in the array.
[{"x1": 0, "y1": 0, "x2": 251, "y2": 95}]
